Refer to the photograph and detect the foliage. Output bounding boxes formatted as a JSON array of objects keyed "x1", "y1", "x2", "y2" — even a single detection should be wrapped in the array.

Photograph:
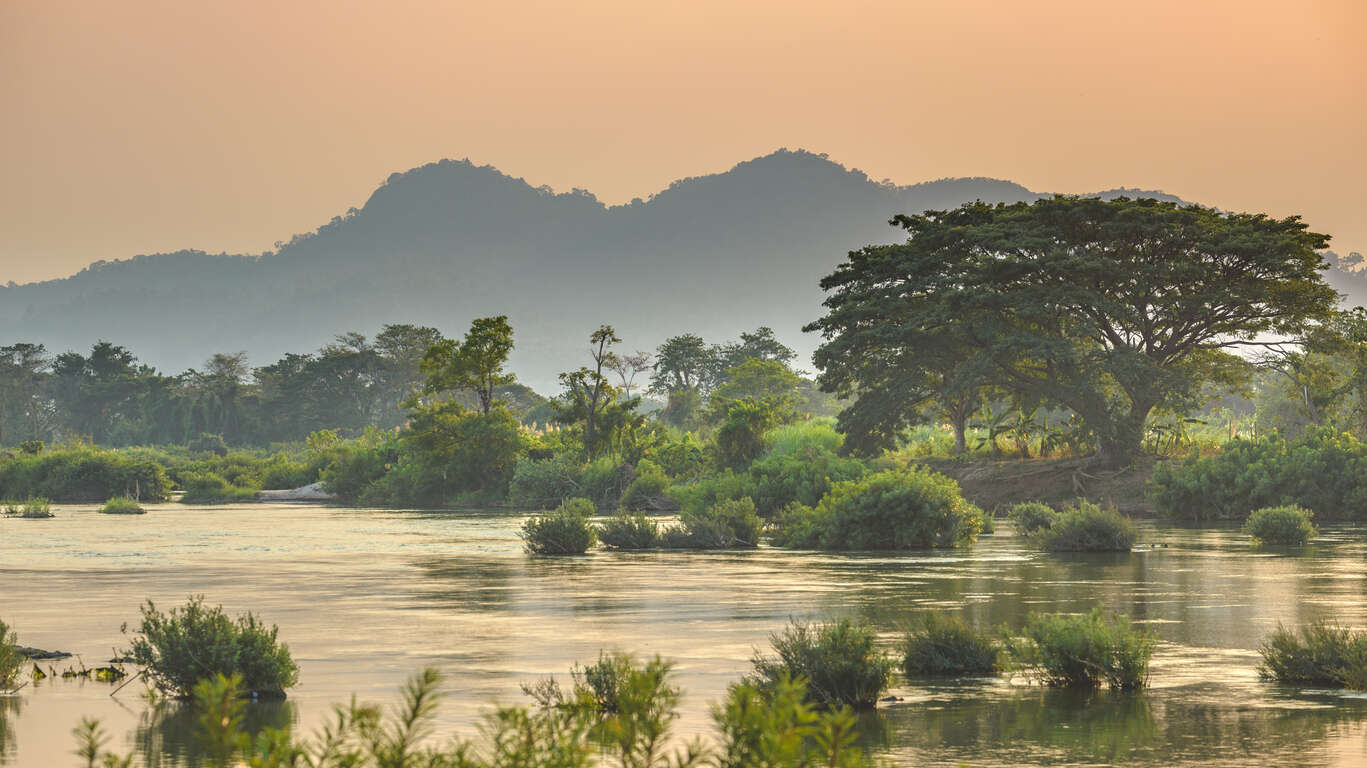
[
  {"x1": 422, "y1": 315, "x2": 516, "y2": 414},
  {"x1": 1243, "y1": 505, "x2": 1318, "y2": 545},
  {"x1": 100, "y1": 496, "x2": 145, "y2": 515},
  {"x1": 712, "y1": 675, "x2": 867, "y2": 768},
  {"x1": 1008, "y1": 502, "x2": 1056, "y2": 534},
  {"x1": 1007, "y1": 607, "x2": 1155, "y2": 690},
  {"x1": 598, "y1": 512, "x2": 662, "y2": 550},
  {"x1": 1152, "y1": 429, "x2": 1367, "y2": 521},
  {"x1": 770, "y1": 467, "x2": 981, "y2": 550},
  {"x1": 1031, "y1": 501, "x2": 1136, "y2": 552},
  {"x1": 901, "y1": 612, "x2": 1001, "y2": 677},
  {"x1": 0, "y1": 445, "x2": 170, "y2": 502},
  {"x1": 187, "y1": 432, "x2": 229, "y2": 456},
  {"x1": 521, "y1": 498, "x2": 598, "y2": 555},
  {"x1": 747, "y1": 618, "x2": 895, "y2": 711},
  {"x1": 712, "y1": 398, "x2": 786, "y2": 472},
  {"x1": 661, "y1": 497, "x2": 762, "y2": 549},
  {"x1": 125, "y1": 596, "x2": 299, "y2": 699},
  {"x1": 179, "y1": 472, "x2": 259, "y2": 504},
  {"x1": 318, "y1": 435, "x2": 397, "y2": 504},
  {"x1": 743, "y1": 422, "x2": 867, "y2": 517},
  {"x1": 1258, "y1": 621, "x2": 1367, "y2": 689},
  {"x1": 0, "y1": 618, "x2": 20, "y2": 690},
  {"x1": 808, "y1": 197, "x2": 1337, "y2": 467},
  {"x1": 510, "y1": 454, "x2": 586, "y2": 508},
  {"x1": 620, "y1": 459, "x2": 670, "y2": 510},
  {"x1": 395, "y1": 403, "x2": 528, "y2": 502},
  {"x1": 555, "y1": 325, "x2": 645, "y2": 458}
]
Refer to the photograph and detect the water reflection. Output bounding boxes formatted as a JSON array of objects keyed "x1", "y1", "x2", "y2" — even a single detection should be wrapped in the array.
[
  {"x1": 0, "y1": 696, "x2": 19, "y2": 766},
  {"x1": 135, "y1": 698, "x2": 296, "y2": 768}
]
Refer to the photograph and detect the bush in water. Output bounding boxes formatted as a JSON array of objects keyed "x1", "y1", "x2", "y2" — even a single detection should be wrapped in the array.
[
  {"x1": 521, "y1": 497, "x2": 598, "y2": 555},
  {"x1": 748, "y1": 618, "x2": 895, "y2": 711},
  {"x1": 1259, "y1": 621, "x2": 1367, "y2": 689},
  {"x1": 1243, "y1": 505, "x2": 1318, "y2": 546},
  {"x1": 1031, "y1": 500, "x2": 1135, "y2": 552},
  {"x1": 597, "y1": 512, "x2": 661, "y2": 550},
  {"x1": 902, "y1": 612, "x2": 1002, "y2": 677},
  {"x1": 1007, "y1": 607, "x2": 1155, "y2": 690}
]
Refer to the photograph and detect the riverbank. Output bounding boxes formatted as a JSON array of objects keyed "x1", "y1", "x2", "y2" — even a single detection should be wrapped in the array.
[{"x1": 919, "y1": 455, "x2": 1160, "y2": 517}]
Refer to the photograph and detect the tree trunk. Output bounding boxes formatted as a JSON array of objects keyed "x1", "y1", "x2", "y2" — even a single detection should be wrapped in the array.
[
  {"x1": 1090, "y1": 401, "x2": 1154, "y2": 469},
  {"x1": 952, "y1": 418, "x2": 968, "y2": 455}
]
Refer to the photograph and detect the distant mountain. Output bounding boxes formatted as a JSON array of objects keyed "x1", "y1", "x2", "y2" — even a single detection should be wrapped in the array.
[{"x1": 0, "y1": 149, "x2": 1293, "y2": 391}]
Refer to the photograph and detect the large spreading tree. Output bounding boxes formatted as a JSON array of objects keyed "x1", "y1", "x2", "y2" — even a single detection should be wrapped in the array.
[{"x1": 807, "y1": 197, "x2": 1338, "y2": 467}]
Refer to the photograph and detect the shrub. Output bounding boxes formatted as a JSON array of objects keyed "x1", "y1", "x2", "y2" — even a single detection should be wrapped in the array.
[
  {"x1": 1032, "y1": 500, "x2": 1135, "y2": 552},
  {"x1": 318, "y1": 441, "x2": 394, "y2": 504},
  {"x1": 521, "y1": 498, "x2": 597, "y2": 555},
  {"x1": 580, "y1": 456, "x2": 629, "y2": 512},
  {"x1": 509, "y1": 454, "x2": 583, "y2": 508},
  {"x1": 100, "y1": 496, "x2": 145, "y2": 515},
  {"x1": 597, "y1": 512, "x2": 661, "y2": 550},
  {"x1": 188, "y1": 432, "x2": 229, "y2": 456},
  {"x1": 619, "y1": 459, "x2": 670, "y2": 510},
  {"x1": 126, "y1": 596, "x2": 299, "y2": 699},
  {"x1": 1244, "y1": 504, "x2": 1318, "y2": 546},
  {"x1": 1008, "y1": 501, "x2": 1056, "y2": 534},
  {"x1": 770, "y1": 467, "x2": 981, "y2": 550},
  {"x1": 714, "y1": 676, "x2": 867, "y2": 767},
  {"x1": 1007, "y1": 607, "x2": 1155, "y2": 690},
  {"x1": 743, "y1": 431, "x2": 867, "y2": 517},
  {"x1": 714, "y1": 398, "x2": 786, "y2": 471},
  {"x1": 179, "y1": 472, "x2": 259, "y2": 504},
  {"x1": 1259, "y1": 621, "x2": 1367, "y2": 689},
  {"x1": 0, "y1": 618, "x2": 20, "y2": 690},
  {"x1": 17, "y1": 440, "x2": 43, "y2": 455},
  {"x1": 661, "y1": 497, "x2": 762, "y2": 549},
  {"x1": 902, "y1": 613, "x2": 1001, "y2": 677},
  {"x1": 748, "y1": 618, "x2": 895, "y2": 710},
  {"x1": 1152, "y1": 429, "x2": 1367, "y2": 521},
  {"x1": 3, "y1": 497, "x2": 53, "y2": 518},
  {"x1": 0, "y1": 446, "x2": 171, "y2": 502}
]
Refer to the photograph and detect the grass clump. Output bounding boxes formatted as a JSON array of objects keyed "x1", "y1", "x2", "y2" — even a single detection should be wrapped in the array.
[
  {"x1": 100, "y1": 496, "x2": 145, "y2": 515},
  {"x1": 0, "y1": 618, "x2": 20, "y2": 690},
  {"x1": 1007, "y1": 607, "x2": 1155, "y2": 690},
  {"x1": 748, "y1": 618, "x2": 895, "y2": 710},
  {"x1": 902, "y1": 612, "x2": 1002, "y2": 677},
  {"x1": 597, "y1": 512, "x2": 661, "y2": 550},
  {"x1": 126, "y1": 596, "x2": 299, "y2": 699},
  {"x1": 1243, "y1": 504, "x2": 1317, "y2": 546},
  {"x1": 521, "y1": 497, "x2": 597, "y2": 555},
  {"x1": 1258, "y1": 621, "x2": 1367, "y2": 689},
  {"x1": 661, "y1": 497, "x2": 762, "y2": 549},
  {"x1": 770, "y1": 467, "x2": 981, "y2": 550},
  {"x1": 179, "y1": 472, "x2": 259, "y2": 504},
  {"x1": 1008, "y1": 501, "x2": 1056, "y2": 534},
  {"x1": 1032, "y1": 500, "x2": 1135, "y2": 552},
  {"x1": 2, "y1": 497, "x2": 53, "y2": 518}
]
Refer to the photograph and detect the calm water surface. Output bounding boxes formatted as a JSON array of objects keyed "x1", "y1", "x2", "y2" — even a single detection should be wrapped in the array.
[{"x1": 2, "y1": 503, "x2": 1367, "y2": 767}]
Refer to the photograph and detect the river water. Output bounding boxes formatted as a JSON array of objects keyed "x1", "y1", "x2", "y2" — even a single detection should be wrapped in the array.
[{"x1": 2, "y1": 503, "x2": 1366, "y2": 767}]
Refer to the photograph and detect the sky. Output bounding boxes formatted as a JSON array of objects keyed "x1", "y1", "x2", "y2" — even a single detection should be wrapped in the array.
[{"x1": 2, "y1": 0, "x2": 1363, "y2": 285}]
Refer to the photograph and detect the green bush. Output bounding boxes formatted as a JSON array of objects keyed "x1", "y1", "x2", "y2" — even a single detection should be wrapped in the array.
[
  {"x1": 187, "y1": 432, "x2": 229, "y2": 456},
  {"x1": 661, "y1": 497, "x2": 762, "y2": 549},
  {"x1": 770, "y1": 467, "x2": 981, "y2": 550},
  {"x1": 126, "y1": 596, "x2": 299, "y2": 699},
  {"x1": 748, "y1": 618, "x2": 895, "y2": 710},
  {"x1": 743, "y1": 426, "x2": 868, "y2": 518},
  {"x1": 0, "y1": 618, "x2": 20, "y2": 690},
  {"x1": 509, "y1": 454, "x2": 583, "y2": 508},
  {"x1": 3, "y1": 497, "x2": 53, "y2": 518},
  {"x1": 619, "y1": 459, "x2": 670, "y2": 510},
  {"x1": 100, "y1": 496, "x2": 145, "y2": 515},
  {"x1": 597, "y1": 512, "x2": 661, "y2": 550},
  {"x1": 1258, "y1": 621, "x2": 1367, "y2": 689},
  {"x1": 0, "y1": 446, "x2": 171, "y2": 502},
  {"x1": 1008, "y1": 501, "x2": 1056, "y2": 534},
  {"x1": 1032, "y1": 500, "x2": 1135, "y2": 552},
  {"x1": 318, "y1": 441, "x2": 395, "y2": 504},
  {"x1": 714, "y1": 398, "x2": 786, "y2": 471},
  {"x1": 521, "y1": 498, "x2": 597, "y2": 555},
  {"x1": 714, "y1": 675, "x2": 867, "y2": 767},
  {"x1": 1007, "y1": 607, "x2": 1155, "y2": 690},
  {"x1": 1152, "y1": 429, "x2": 1367, "y2": 521},
  {"x1": 180, "y1": 472, "x2": 259, "y2": 504},
  {"x1": 902, "y1": 612, "x2": 1001, "y2": 677},
  {"x1": 1243, "y1": 505, "x2": 1318, "y2": 545}
]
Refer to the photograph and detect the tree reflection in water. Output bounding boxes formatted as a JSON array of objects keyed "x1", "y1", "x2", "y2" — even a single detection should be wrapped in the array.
[{"x1": 135, "y1": 697, "x2": 296, "y2": 768}]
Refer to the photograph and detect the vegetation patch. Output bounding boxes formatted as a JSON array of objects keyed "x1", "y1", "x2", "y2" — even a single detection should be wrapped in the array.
[
  {"x1": 521, "y1": 498, "x2": 597, "y2": 555},
  {"x1": 1007, "y1": 607, "x2": 1155, "y2": 690},
  {"x1": 1258, "y1": 621, "x2": 1367, "y2": 689},
  {"x1": 597, "y1": 511, "x2": 661, "y2": 550},
  {"x1": 770, "y1": 467, "x2": 981, "y2": 550},
  {"x1": 126, "y1": 596, "x2": 299, "y2": 699},
  {"x1": 748, "y1": 618, "x2": 895, "y2": 710},
  {"x1": 1031, "y1": 500, "x2": 1135, "y2": 552},
  {"x1": 1008, "y1": 501, "x2": 1057, "y2": 534},
  {"x1": 179, "y1": 472, "x2": 259, "y2": 504},
  {"x1": 1243, "y1": 505, "x2": 1318, "y2": 546},
  {"x1": 99, "y1": 496, "x2": 145, "y2": 515},
  {"x1": 0, "y1": 446, "x2": 170, "y2": 503},
  {"x1": 0, "y1": 618, "x2": 20, "y2": 690},
  {"x1": 902, "y1": 612, "x2": 1002, "y2": 677},
  {"x1": 2, "y1": 497, "x2": 53, "y2": 518},
  {"x1": 660, "y1": 497, "x2": 762, "y2": 549}
]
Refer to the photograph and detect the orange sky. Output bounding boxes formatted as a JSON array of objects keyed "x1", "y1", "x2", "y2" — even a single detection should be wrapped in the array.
[{"x1": 2, "y1": 0, "x2": 1363, "y2": 285}]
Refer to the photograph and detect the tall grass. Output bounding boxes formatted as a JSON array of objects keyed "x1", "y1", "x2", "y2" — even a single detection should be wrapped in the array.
[
  {"x1": 1259, "y1": 621, "x2": 1367, "y2": 689},
  {"x1": 1007, "y1": 608, "x2": 1155, "y2": 690},
  {"x1": 747, "y1": 618, "x2": 895, "y2": 710},
  {"x1": 902, "y1": 612, "x2": 1002, "y2": 677}
]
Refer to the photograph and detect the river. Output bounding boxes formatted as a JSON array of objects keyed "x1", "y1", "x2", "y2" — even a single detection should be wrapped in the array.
[{"x1": 2, "y1": 503, "x2": 1366, "y2": 766}]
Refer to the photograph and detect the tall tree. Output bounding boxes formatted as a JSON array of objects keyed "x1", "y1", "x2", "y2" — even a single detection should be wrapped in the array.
[
  {"x1": 422, "y1": 316, "x2": 515, "y2": 414},
  {"x1": 556, "y1": 325, "x2": 636, "y2": 455},
  {"x1": 808, "y1": 197, "x2": 1338, "y2": 466},
  {"x1": 0, "y1": 343, "x2": 53, "y2": 445}
]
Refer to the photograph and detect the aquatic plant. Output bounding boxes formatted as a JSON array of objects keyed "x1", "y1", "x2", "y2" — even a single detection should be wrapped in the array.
[
  {"x1": 1032, "y1": 500, "x2": 1135, "y2": 552},
  {"x1": 661, "y1": 497, "x2": 762, "y2": 549},
  {"x1": 713, "y1": 675, "x2": 867, "y2": 768},
  {"x1": 770, "y1": 467, "x2": 981, "y2": 550},
  {"x1": 597, "y1": 512, "x2": 661, "y2": 550},
  {"x1": 748, "y1": 618, "x2": 895, "y2": 710},
  {"x1": 1007, "y1": 607, "x2": 1155, "y2": 690},
  {"x1": 0, "y1": 618, "x2": 20, "y2": 690},
  {"x1": 179, "y1": 472, "x2": 259, "y2": 504},
  {"x1": 1007, "y1": 501, "x2": 1056, "y2": 534},
  {"x1": 902, "y1": 612, "x2": 1002, "y2": 677},
  {"x1": 125, "y1": 596, "x2": 299, "y2": 699},
  {"x1": 1243, "y1": 505, "x2": 1317, "y2": 546},
  {"x1": 1259, "y1": 621, "x2": 1367, "y2": 689},
  {"x1": 521, "y1": 497, "x2": 598, "y2": 555},
  {"x1": 99, "y1": 496, "x2": 145, "y2": 515},
  {"x1": 2, "y1": 497, "x2": 53, "y2": 518}
]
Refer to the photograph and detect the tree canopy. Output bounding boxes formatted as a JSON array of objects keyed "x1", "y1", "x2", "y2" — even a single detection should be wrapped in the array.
[{"x1": 807, "y1": 197, "x2": 1338, "y2": 465}]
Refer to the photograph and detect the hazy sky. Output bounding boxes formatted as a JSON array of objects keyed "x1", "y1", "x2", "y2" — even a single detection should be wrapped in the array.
[{"x1": 3, "y1": 0, "x2": 1363, "y2": 285}]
